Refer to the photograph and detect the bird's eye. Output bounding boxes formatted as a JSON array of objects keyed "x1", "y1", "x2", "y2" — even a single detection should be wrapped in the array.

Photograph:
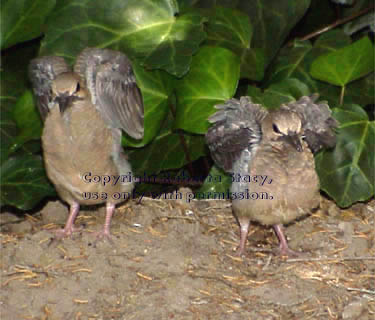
[{"x1": 272, "y1": 124, "x2": 282, "y2": 134}]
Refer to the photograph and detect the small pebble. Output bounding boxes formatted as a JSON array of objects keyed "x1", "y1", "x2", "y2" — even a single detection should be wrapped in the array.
[{"x1": 342, "y1": 299, "x2": 368, "y2": 320}]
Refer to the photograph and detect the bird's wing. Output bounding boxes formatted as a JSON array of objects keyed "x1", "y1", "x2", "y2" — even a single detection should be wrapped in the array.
[
  {"x1": 74, "y1": 48, "x2": 144, "y2": 139},
  {"x1": 205, "y1": 96, "x2": 268, "y2": 172},
  {"x1": 280, "y1": 94, "x2": 338, "y2": 153},
  {"x1": 28, "y1": 56, "x2": 70, "y2": 120}
]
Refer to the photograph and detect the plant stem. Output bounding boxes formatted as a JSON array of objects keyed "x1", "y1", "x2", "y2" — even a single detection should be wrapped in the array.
[
  {"x1": 340, "y1": 86, "x2": 345, "y2": 106},
  {"x1": 296, "y1": 6, "x2": 374, "y2": 43}
]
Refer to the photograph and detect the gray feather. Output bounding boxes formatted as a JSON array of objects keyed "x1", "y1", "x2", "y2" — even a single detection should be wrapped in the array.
[
  {"x1": 280, "y1": 94, "x2": 338, "y2": 152},
  {"x1": 28, "y1": 56, "x2": 70, "y2": 120},
  {"x1": 74, "y1": 48, "x2": 144, "y2": 139},
  {"x1": 206, "y1": 97, "x2": 268, "y2": 172}
]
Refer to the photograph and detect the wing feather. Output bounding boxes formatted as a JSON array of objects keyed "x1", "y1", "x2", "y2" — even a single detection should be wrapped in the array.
[
  {"x1": 28, "y1": 56, "x2": 70, "y2": 120},
  {"x1": 280, "y1": 94, "x2": 338, "y2": 153},
  {"x1": 206, "y1": 97, "x2": 268, "y2": 172},
  {"x1": 74, "y1": 48, "x2": 144, "y2": 139}
]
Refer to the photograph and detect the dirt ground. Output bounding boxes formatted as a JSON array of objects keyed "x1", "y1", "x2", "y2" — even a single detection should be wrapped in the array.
[{"x1": 1, "y1": 189, "x2": 374, "y2": 320}]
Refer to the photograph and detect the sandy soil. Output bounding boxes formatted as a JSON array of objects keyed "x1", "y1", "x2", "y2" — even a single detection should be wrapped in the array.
[{"x1": 1, "y1": 189, "x2": 374, "y2": 320}]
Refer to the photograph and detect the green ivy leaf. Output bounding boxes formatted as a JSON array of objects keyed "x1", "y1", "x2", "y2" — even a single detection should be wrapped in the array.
[
  {"x1": 344, "y1": 72, "x2": 374, "y2": 107},
  {"x1": 265, "y1": 30, "x2": 353, "y2": 87},
  {"x1": 129, "y1": 132, "x2": 206, "y2": 175},
  {"x1": 312, "y1": 29, "x2": 352, "y2": 55},
  {"x1": 234, "y1": 0, "x2": 310, "y2": 65},
  {"x1": 1, "y1": 43, "x2": 40, "y2": 112},
  {"x1": 247, "y1": 78, "x2": 310, "y2": 110},
  {"x1": 123, "y1": 64, "x2": 175, "y2": 147},
  {"x1": 266, "y1": 31, "x2": 373, "y2": 107},
  {"x1": 0, "y1": 155, "x2": 55, "y2": 210},
  {"x1": 0, "y1": 0, "x2": 56, "y2": 50},
  {"x1": 265, "y1": 40, "x2": 317, "y2": 90},
  {"x1": 316, "y1": 104, "x2": 375, "y2": 207},
  {"x1": 310, "y1": 37, "x2": 375, "y2": 86},
  {"x1": 198, "y1": 165, "x2": 231, "y2": 196},
  {"x1": 175, "y1": 46, "x2": 240, "y2": 134},
  {"x1": 40, "y1": 0, "x2": 206, "y2": 77},
  {"x1": 10, "y1": 91, "x2": 43, "y2": 154},
  {"x1": 0, "y1": 111, "x2": 18, "y2": 164},
  {"x1": 205, "y1": 6, "x2": 264, "y2": 80},
  {"x1": 193, "y1": 0, "x2": 310, "y2": 67}
]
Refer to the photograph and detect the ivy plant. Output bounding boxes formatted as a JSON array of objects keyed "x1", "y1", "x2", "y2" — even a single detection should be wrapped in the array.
[{"x1": 1, "y1": 0, "x2": 374, "y2": 210}]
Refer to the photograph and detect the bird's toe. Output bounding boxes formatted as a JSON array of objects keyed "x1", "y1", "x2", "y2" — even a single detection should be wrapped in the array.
[
  {"x1": 273, "y1": 246, "x2": 302, "y2": 258},
  {"x1": 52, "y1": 225, "x2": 82, "y2": 239},
  {"x1": 92, "y1": 229, "x2": 115, "y2": 245}
]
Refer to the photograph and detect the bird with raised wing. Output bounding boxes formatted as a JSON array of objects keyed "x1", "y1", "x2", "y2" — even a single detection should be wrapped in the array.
[
  {"x1": 206, "y1": 95, "x2": 337, "y2": 256},
  {"x1": 29, "y1": 48, "x2": 143, "y2": 240}
]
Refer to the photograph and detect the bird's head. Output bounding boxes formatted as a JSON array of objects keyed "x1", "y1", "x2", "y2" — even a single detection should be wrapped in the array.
[
  {"x1": 263, "y1": 110, "x2": 304, "y2": 152},
  {"x1": 52, "y1": 72, "x2": 86, "y2": 112}
]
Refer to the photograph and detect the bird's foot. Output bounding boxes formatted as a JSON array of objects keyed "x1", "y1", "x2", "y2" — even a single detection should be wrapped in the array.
[
  {"x1": 92, "y1": 229, "x2": 114, "y2": 245},
  {"x1": 91, "y1": 203, "x2": 116, "y2": 245},
  {"x1": 52, "y1": 225, "x2": 82, "y2": 239},
  {"x1": 273, "y1": 245, "x2": 301, "y2": 258},
  {"x1": 272, "y1": 224, "x2": 302, "y2": 257},
  {"x1": 235, "y1": 247, "x2": 246, "y2": 257},
  {"x1": 235, "y1": 219, "x2": 250, "y2": 257},
  {"x1": 50, "y1": 202, "x2": 81, "y2": 239}
]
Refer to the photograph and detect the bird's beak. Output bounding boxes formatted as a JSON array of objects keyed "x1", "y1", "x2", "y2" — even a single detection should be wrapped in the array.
[
  {"x1": 54, "y1": 93, "x2": 76, "y2": 113},
  {"x1": 283, "y1": 133, "x2": 303, "y2": 152}
]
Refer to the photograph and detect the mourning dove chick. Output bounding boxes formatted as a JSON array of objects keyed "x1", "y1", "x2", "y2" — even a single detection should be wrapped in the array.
[
  {"x1": 206, "y1": 95, "x2": 337, "y2": 256},
  {"x1": 29, "y1": 48, "x2": 143, "y2": 239}
]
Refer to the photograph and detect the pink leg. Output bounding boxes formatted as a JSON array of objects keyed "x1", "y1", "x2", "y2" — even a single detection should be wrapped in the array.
[
  {"x1": 54, "y1": 202, "x2": 82, "y2": 238},
  {"x1": 94, "y1": 203, "x2": 115, "y2": 242},
  {"x1": 236, "y1": 219, "x2": 250, "y2": 256},
  {"x1": 273, "y1": 224, "x2": 299, "y2": 257}
]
